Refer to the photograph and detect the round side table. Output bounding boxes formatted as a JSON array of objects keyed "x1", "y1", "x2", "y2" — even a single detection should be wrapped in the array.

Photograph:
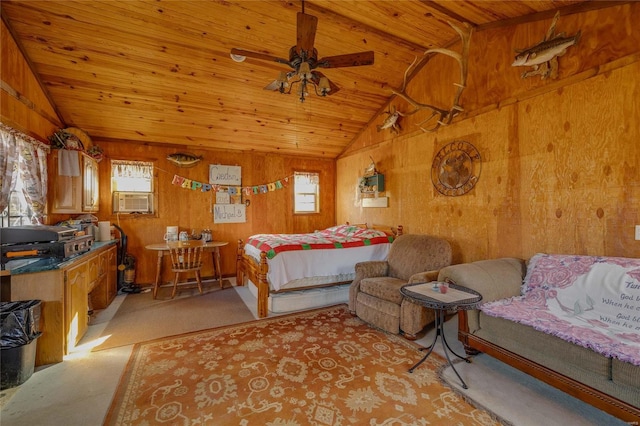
[{"x1": 401, "y1": 281, "x2": 482, "y2": 389}]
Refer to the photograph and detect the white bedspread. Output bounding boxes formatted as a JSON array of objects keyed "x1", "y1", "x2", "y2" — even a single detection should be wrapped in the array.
[{"x1": 244, "y1": 243, "x2": 391, "y2": 291}]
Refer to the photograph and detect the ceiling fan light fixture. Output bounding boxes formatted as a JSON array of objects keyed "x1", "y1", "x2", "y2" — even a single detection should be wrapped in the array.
[
  {"x1": 318, "y1": 76, "x2": 331, "y2": 95},
  {"x1": 275, "y1": 72, "x2": 290, "y2": 92},
  {"x1": 230, "y1": 0, "x2": 373, "y2": 103},
  {"x1": 297, "y1": 81, "x2": 309, "y2": 101},
  {"x1": 298, "y1": 62, "x2": 313, "y2": 81},
  {"x1": 230, "y1": 53, "x2": 246, "y2": 62}
]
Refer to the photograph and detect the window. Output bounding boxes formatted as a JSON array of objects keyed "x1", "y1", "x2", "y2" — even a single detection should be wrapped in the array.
[
  {"x1": 111, "y1": 160, "x2": 153, "y2": 192},
  {"x1": 1, "y1": 124, "x2": 49, "y2": 226},
  {"x1": 1, "y1": 180, "x2": 33, "y2": 227},
  {"x1": 293, "y1": 172, "x2": 319, "y2": 214},
  {"x1": 111, "y1": 160, "x2": 155, "y2": 214}
]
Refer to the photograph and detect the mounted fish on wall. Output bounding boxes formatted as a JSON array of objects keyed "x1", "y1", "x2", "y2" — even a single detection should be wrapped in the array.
[
  {"x1": 512, "y1": 11, "x2": 581, "y2": 80},
  {"x1": 167, "y1": 152, "x2": 203, "y2": 168}
]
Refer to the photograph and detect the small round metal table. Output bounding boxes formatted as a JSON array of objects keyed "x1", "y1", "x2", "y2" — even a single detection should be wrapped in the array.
[{"x1": 401, "y1": 281, "x2": 482, "y2": 389}]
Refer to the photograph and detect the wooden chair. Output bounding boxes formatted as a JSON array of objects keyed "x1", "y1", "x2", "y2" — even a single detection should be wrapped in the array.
[{"x1": 166, "y1": 240, "x2": 204, "y2": 299}]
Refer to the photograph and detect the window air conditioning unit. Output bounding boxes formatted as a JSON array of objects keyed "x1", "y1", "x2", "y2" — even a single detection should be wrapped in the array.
[{"x1": 113, "y1": 192, "x2": 153, "y2": 213}]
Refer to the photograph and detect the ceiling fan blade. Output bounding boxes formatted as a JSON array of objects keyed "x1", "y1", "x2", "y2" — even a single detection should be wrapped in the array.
[
  {"x1": 311, "y1": 72, "x2": 340, "y2": 96},
  {"x1": 230, "y1": 48, "x2": 290, "y2": 66},
  {"x1": 296, "y1": 12, "x2": 318, "y2": 55},
  {"x1": 317, "y1": 51, "x2": 375, "y2": 68}
]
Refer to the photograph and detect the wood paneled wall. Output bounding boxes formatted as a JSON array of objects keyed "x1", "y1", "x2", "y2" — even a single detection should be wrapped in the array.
[
  {"x1": 1, "y1": 18, "x2": 60, "y2": 140},
  {"x1": 337, "y1": 3, "x2": 640, "y2": 264},
  {"x1": 90, "y1": 141, "x2": 336, "y2": 285}
]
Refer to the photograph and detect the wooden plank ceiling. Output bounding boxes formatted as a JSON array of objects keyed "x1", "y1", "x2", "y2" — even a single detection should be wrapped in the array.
[{"x1": 1, "y1": 0, "x2": 588, "y2": 158}]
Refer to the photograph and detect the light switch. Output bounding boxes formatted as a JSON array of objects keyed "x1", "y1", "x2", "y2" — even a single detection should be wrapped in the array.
[{"x1": 636, "y1": 225, "x2": 640, "y2": 241}]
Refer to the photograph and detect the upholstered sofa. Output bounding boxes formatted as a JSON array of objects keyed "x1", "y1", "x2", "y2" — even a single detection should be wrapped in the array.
[
  {"x1": 437, "y1": 255, "x2": 640, "y2": 422},
  {"x1": 349, "y1": 234, "x2": 452, "y2": 339}
]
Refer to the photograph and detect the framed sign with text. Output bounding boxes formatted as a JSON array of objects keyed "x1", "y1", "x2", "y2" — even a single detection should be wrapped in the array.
[
  {"x1": 431, "y1": 140, "x2": 481, "y2": 196},
  {"x1": 213, "y1": 203, "x2": 246, "y2": 223},
  {"x1": 209, "y1": 164, "x2": 242, "y2": 186}
]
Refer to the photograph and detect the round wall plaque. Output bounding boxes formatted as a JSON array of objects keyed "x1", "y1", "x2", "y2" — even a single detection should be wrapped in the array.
[{"x1": 431, "y1": 140, "x2": 481, "y2": 196}]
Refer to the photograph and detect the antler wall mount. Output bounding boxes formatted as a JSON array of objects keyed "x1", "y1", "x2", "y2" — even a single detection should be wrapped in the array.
[
  {"x1": 230, "y1": 0, "x2": 374, "y2": 102},
  {"x1": 387, "y1": 21, "x2": 473, "y2": 132}
]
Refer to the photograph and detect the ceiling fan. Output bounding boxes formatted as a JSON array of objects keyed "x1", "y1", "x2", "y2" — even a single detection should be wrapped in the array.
[{"x1": 230, "y1": 0, "x2": 374, "y2": 102}]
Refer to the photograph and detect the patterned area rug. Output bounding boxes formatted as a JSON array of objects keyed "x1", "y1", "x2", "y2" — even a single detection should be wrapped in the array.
[{"x1": 105, "y1": 305, "x2": 501, "y2": 425}]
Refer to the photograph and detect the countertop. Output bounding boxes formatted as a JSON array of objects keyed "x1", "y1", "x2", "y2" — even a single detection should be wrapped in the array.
[{"x1": 2, "y1": 240, "x2": 118, "y2": 276}]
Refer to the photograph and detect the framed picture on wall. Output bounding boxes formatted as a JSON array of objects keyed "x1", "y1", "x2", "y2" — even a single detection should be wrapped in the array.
[{"x1": 209, "y1": 164, "x2": 241, "y2": 186}]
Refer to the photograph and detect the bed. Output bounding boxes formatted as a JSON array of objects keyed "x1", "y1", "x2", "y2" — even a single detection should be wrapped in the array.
[{"x1": 236, "y1": 223, "x2": 403, "y2": 317}]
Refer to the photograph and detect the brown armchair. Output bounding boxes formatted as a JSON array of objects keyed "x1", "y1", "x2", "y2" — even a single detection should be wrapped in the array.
[{"x1": 349, "y1": 234, "x2": 452, "y2": 339}]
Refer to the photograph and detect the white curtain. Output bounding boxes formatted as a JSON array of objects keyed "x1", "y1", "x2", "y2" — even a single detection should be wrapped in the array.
[
  {"x1": 112, "y1": 160, "x2": 153, "y2": 179},
  {"x1": 0, "y1": 126, "x2": 20, "y2": 212},
  {"x1": 19, "y1": 136, "x2": 49, "y2": 223},
  {"x1": 0, "y1": 123, "x2": 50, "y2": 223},
  {"x1": 294, "y1": 172, "x2": 319, "y2": 185}
]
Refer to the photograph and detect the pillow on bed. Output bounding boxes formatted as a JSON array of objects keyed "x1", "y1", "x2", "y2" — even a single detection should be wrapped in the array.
[
  {"x1": 351, "y1": 227, "x2": 389, "y2": 239},
  {"x1": 321, "y1": 224, "x2": 360, "y2": 235},
  {"x1": 319, "y1": 225, "x2": 389, "y2": 240}
]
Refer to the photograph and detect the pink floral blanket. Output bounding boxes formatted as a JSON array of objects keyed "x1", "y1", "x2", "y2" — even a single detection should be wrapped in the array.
[
  {"x1": 481, "y1": 253, "x2": 640, "y2": 366},
  {"x1": 247, "y1": 224, "x2": 394, "y2": 260}
]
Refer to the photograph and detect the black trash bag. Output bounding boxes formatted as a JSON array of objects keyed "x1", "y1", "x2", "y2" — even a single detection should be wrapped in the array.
[{"x1": 0, "y1": 300, "x2": 42, "y2": 348}]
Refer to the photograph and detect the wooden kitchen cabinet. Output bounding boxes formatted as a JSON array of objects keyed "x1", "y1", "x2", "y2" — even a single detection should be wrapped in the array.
[
  {"x1": 8, "y1": 269, "x2": 65, "y2": 366},
  {"x1": 106, "y1": 246, "x2": 118, "y2": 303},
  {"x1": 8, "y1": 243, "x2": 117, "y2": 366},
  {"x1": 50, "y1": 150, "x2": 82, "y2": 213},
  {"x1": 82, "y1": 153, "x2": 99, "y2": 211},
  {"x1": 65, "y1": 261, "x2": 88, "y2": 352},
  {"x1": 86, "y1": 253, "x2": 100, "y2": 291},
  {"x1": 90, "y1": 245, "x2": 118, "y2": 310},
  {"x1": 50, "y1": 150, "x2": 99, "y2": 213}
]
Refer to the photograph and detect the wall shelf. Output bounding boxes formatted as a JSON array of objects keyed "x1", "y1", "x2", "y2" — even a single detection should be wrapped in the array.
[
  {"x1": 363, "y1": 197, "x2": 389, "y2": 208},
  {"x1": 359, "y1": 173, "x2": 387, "y2": 207},
  {"x1": 359, "y1": 173, "x2": 384, "y2": 194}
]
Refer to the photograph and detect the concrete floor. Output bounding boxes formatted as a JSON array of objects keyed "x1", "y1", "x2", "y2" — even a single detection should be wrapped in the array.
[
  {"x1": 0, "y1": 285, "x2": 628, "y2": 426},
  {"x1": 0, "y1": 294, "x2": 131, "y2": 425}
]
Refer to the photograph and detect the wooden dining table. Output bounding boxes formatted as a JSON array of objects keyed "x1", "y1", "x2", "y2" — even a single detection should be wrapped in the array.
[{"x1": 145, "y1": 241, "x2": 229, "y2": 293}]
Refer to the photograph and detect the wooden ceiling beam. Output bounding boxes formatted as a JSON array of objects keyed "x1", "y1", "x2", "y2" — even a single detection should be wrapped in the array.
[
  {"x1": 0, "y1": 9, "x2": 65, "y2": 127},
  {"x1": 475, "y1": 0, "x2": 633, "y2": 32},
  {"x1": 417, "y1": 1, "x2": 479, "y2": 27},
  {"x1": 303, "y1": 2, "x2": 432, "y2": 52}
]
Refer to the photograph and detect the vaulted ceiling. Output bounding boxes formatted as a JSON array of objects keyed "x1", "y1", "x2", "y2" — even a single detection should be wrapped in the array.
[{"x1": 2, "y1": 0, "x2": 592, "y2": 158}]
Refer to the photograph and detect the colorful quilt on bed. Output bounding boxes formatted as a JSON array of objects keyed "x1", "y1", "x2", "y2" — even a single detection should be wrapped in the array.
[
  {"x1": 247, "y1": 225, "x2": 394, "y2": 259},
  {"x1": 481, "y1": 253, "x2": 640, "y2": 366}
]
